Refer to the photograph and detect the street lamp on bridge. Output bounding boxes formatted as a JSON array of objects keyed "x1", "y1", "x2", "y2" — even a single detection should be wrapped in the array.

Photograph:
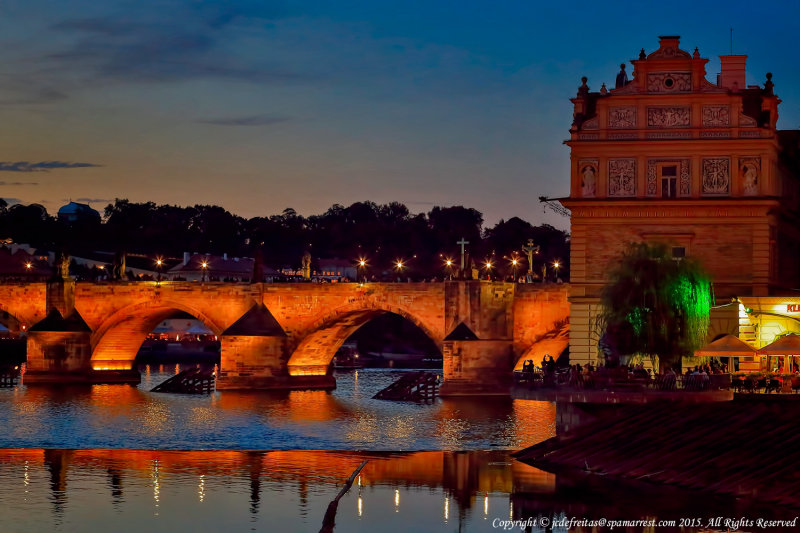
[
  {"x1": 484, "y1": 260, "x2": 493, "y2": 280},
  {"x1": 357, "y1": 258, "x2": 367, "y2": 283}
]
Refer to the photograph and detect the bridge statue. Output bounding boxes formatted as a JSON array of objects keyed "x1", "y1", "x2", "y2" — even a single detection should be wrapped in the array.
[
  {"x1": 112, "y1": 251, "x2": 126, "y2": 281},
  {"x1": 522, "y1": 239, "x2": 540, "y2": 283},
  {"x1": 52, "y1": 251, "x2": 72, "y2": 281},
  {"x1": 301, "y1": 251, "x2": 311, "y2": 280}
]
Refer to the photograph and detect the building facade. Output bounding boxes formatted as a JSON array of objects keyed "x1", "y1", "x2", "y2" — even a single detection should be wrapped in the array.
[{"x1": 561, "y1": 36, "x2": 800, "y2": 368}]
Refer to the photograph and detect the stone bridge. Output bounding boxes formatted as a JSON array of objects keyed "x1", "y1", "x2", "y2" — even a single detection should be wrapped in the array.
[{"x1": 0, "y1": 281, "x2": 569, "y2": 394}]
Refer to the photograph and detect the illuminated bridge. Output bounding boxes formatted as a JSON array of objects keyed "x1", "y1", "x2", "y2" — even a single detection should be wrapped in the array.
[{"x1": 0, "y1": 281, "x2": 568, "y2": 394}]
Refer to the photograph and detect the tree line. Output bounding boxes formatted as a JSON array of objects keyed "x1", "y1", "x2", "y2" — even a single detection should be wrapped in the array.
[{"x1": 0, "y1": 198, "x2": 569, "y2": 280}]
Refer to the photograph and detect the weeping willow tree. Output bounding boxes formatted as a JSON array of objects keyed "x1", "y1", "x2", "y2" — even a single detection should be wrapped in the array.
[{"x1": 597, "y1": 242, "x2": 712, "y2": 371}]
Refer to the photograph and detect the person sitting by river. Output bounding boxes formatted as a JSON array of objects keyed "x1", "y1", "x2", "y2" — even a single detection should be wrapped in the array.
[{"x1": 661, "y1": 367, "x2": 677, "y2": 390}]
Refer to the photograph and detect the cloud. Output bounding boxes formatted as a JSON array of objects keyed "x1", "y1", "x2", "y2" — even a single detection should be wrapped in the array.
[
  {"x1": 197, "y1": 114, "x2": 290, "y2": 126},
  {"x1": 0, "y1": 88, "x2": 68, "y2": 106},
  {"x1": 74, "y1": 197, "x2": 112, "y2": 204},
  {"x1": 0, "y1": 161, "x2": 101, "y2": 172},
  {"x1": 0, "y1": 181, "x2": 38, "y2": 186},
  {"x1": 47, "y1": 5, "x2": 307, "y2": 86}
]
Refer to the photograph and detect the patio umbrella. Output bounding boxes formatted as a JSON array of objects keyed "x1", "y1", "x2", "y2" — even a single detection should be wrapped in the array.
[
  {"x1": 694, "y1": 334, "x2": 756, "y2": 358},
  {"x1": 757, "y1": 333, "x2": 800, "y2": 372}
]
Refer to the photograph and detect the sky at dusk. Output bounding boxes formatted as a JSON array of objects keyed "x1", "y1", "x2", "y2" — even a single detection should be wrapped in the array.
[{"x1": 2, "y1": 0, "x2": 799, "y2": 230}]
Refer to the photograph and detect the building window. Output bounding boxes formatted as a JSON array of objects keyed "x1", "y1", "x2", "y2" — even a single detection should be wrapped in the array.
[
  {"x1": 661, "y1": 165, "x2": 678, "y2": 198},
  {"x1": 671, "y1": 246, "x2": 686, "y2": 259}
]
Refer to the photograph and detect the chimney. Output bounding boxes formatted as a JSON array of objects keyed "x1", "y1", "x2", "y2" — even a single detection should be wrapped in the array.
[
  {"x1": 183, "y1": 252, "x2": 190, "y2": 265},
  {"x1": 719, "y1": 55, "x2": 747, "y2": 91}
]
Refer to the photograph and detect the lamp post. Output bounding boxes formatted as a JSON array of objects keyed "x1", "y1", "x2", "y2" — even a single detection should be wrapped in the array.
[
  {"x1": 444, "y1": 258, "x2": 454, "y2": 281},
  {"x1": 155, "y1": 258, "x2": 163, "y2": 283},
  {"x1": 553, "y1": 260, "x2": 560, "y2": 282},
  {"x1": 200, "y1": 260, "x2": 209, "y2": 282},
  {"x1": 511, "y1": 258, "x2": 518, "y2": 282},
  {"x1": 358, "y1": 258, "x2": 367, "y2": 283},
  {"x1": 484, "y1": 260, "x2": 493, "y2": 280},
  {"x1": 395, "y1": 259, "x2": 405, "y2": 282}
]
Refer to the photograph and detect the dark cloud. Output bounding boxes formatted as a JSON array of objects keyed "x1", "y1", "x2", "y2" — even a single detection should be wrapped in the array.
[
  {"x1": 0, "y1": 181, "x2": 39, "y2": 186},
  {"x1": 74, "y1": 197, "x2": 111, "y2": 204},
  {"x1": 197, "y1": 114, "x2": 290, "y2": 126},
  {"x1": 0, "y1": 87, "x2": 68, "y2": 106},
  {"x1": 188, "y1": 1, "x2": 292, "y2": 29},
  {"x1": 48, "y1": 4, "x2": 307, "y2": 86},
  {"x1": 0, "y1": 161, "x2": 101, "y2": 172}
]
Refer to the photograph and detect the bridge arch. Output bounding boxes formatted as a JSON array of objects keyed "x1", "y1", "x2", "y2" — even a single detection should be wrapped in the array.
[
  {"x1": 90, "y1": 300, "x2": 225, "y2": 370},
  {"x1": 287, "y1": 303, "x2": 443, "y2": 376},
  {"x1": 0, "y1": 307, "x2": 28, "y2": 334},
  {"x1": 0, "y1": 283, "x2": 47, "y2": 332}
]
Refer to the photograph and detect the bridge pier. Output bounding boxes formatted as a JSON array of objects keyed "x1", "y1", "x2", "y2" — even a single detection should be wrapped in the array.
[
  {"x1": 215, "y1": 303, "x2": 336, "y2": 390},
  {"x1": 25, "y1": 311, "x2": 141, "y2": 385},
  {"x1": 217, "y1": 335, "x2": 336, "y2": 390},
  {"x1": 439, "y1": 339, "x2": 515, "y2": 396}
]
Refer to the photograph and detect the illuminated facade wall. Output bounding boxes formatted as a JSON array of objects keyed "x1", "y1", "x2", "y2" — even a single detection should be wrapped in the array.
[
  {"x1": 738, "y1": 297, "x2": 800, "y2": 347},
  {"x1": 561, "y1": 36, "x2": 800, "y2": 365}
]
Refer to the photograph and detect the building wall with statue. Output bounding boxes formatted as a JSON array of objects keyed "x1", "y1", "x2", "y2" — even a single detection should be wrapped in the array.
[{"x1": 560, "y1": 36, "x2": 800, "y2": 367}]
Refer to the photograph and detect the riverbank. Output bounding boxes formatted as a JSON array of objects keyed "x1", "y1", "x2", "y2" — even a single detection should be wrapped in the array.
[{"x1": 514, "y1": 398, "x2": 800, "y2": 506}]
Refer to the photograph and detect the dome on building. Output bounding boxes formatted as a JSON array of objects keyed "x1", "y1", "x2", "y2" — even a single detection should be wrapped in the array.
[{"x1": 57, "y1": 201, "x2": 100, "y2": 223}]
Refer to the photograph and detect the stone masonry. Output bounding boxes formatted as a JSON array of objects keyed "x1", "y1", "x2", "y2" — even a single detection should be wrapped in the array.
[{"x1": 2, "y1": 281, "x2": 569, "y2": 394}]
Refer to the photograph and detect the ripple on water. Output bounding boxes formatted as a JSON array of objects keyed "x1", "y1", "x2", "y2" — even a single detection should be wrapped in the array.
[{"x1": 0, "y1": 368, "x2": 556, "y2": 450}]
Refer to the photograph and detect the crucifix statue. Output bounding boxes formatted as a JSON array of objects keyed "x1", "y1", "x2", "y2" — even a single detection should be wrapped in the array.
[
  {"x1": 522, "y1": 239, "x2": 539, "y2": 278},
  {"x1": 457, "y1": 238, "x2": 469, "y2": 273}
]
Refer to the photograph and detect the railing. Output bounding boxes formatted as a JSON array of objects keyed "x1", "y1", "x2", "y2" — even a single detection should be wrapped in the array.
[
  {"x1": 513, "y1": 368, "x2": 732, "y2": 392},
  {"x1": 731, "y1": 376, "x2": 800, "y2": 394}
]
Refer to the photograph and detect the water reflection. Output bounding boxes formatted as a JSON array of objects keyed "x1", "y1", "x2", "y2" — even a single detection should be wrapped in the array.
[
  {"x1": 1, "y1": 449, "x2": 794, "y2": 533},
  {"x1": 0, "y1": 368, "x2": 556, "y2": 450}
]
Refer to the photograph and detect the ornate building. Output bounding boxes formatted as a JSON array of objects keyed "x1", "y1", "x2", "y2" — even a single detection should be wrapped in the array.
[{"x1": 560, "y1": 36, "x2": 800, "y2": 368}]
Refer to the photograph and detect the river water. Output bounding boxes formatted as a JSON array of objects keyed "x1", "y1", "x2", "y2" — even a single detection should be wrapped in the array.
[
  {"x1": 0, "y1": 367, "x2": 555, "y2": 450},
  {"x1": 1, "y1": 367, "x2": 796, "y2": 532}
]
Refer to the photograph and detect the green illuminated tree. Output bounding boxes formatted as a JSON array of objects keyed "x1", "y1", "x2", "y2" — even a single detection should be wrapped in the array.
[{"x1": 597, "y1": 242, "x2": 712, "y2": 371}]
